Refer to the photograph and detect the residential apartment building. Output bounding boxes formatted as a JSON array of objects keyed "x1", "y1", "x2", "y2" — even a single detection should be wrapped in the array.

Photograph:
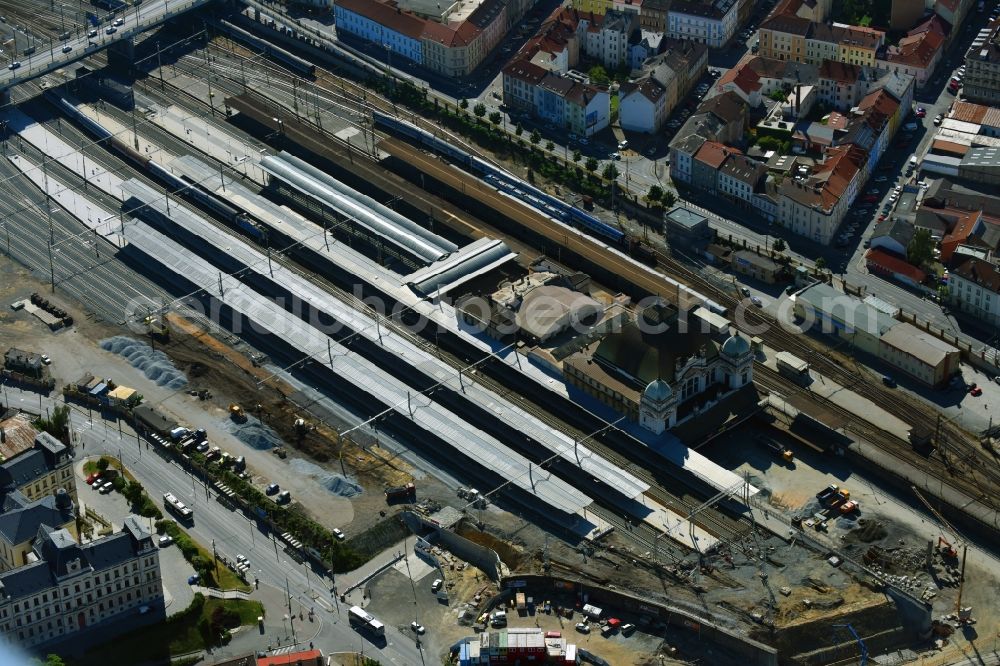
[
  {"x1": 777, "y1": 145, "x2": 866, "y2": 243},
  {"x1": 619, "y1": 77, "x2": 670, "y2": 132},
  {"x1": 501, "y1": 6, "x2": 611, "y2": 134},
  {"x1": 0, "y1": 489, "x2": 77, "y2": 573},
  {"x1": 718, "y1": 154, "x2": 768, "y2": 208},
  {"x1": 639, "y1": 0, "x2": 669, "y2": 30},
  {"x1": 759, "y1": 15, "x2": 884, "y2": 67},
  {"x1": 948, "y1": 255, "x2": 1000, "y2": 325},
  {"x1": 585, "y1": 9, "x2": 638, "y2": 69},
  {"x1": 877, "y1": 15, "x2": 947, "y2": 88},
  {"x1": 0, "y1": 516, "x2": 163, "y2": 651},
  {"x1": 0, "y1": 433, "x2": 75, "y2": 505},
  {"x1": 666, "y1": 0, "x2": 740, "y2": 48},
  {"x1": 964, "y1": 20, "x2": 1000, "y2": 105},
  {"x1": 758, "y1": 13, "x2": 810, "y2": 62},
  {"x1": 333, "y1": 0, "x2": 512, "y2": 77}
]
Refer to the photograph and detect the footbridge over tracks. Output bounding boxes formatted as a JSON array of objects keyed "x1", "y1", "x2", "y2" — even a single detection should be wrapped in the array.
[{"x1": 0, "y1": 0, "x2": 213, "y2": 102}]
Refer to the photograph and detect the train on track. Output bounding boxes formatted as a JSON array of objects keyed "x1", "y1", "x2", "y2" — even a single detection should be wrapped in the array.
[
  {"x1": 372, "y1": 110, "x2": 657, "y2": 265},
  {"x1": 210, "y1": 19, "x2": 316, "y2": 78},
  {"x1": 46, "y1": 91, "x2": 267, "y2": 243}
]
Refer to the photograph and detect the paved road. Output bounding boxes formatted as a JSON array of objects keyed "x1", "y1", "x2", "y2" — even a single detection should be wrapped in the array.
[{"x1": 0, "y1": 384, "x2": 425, "y2": 665}]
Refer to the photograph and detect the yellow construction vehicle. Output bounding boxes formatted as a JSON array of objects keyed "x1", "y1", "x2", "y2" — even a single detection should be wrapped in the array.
[{"x1": 229, "y1": 404, "x2": 247, "y2": 422}]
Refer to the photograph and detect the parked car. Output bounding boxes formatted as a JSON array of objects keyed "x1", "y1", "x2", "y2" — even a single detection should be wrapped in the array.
[
  {"x1": 575, "y1": 622, "x2": 591, "y2": 633},
  {"x1": 265, "y1": 483, "x2": 280, "y2": 495},
  {"x1": 915, "y1": 107, "x2": 926, "y2": 117},
  {"x1": 99, "y1": 482, "x2": 114, "y2": 494},
  {"x1": 410, "y1": 621, "x2": 426, "y2": 634},
  {"x1": 934, "y1": 114, "x2": 944, "y2": 125},
  {"x1": 61, "y1": 45, "x2": 72, "y2": 53},
  {"x1": 158, "y1": 535, "x2": 173, "y2": 547},
  {"x1": 106, "y1": 25, "x2": 116, "y2": 34},
  {"x1": 431, "y1": 578, "x2": 443, "y2": 592},
  {"x1": 750, "y1": 296, "x2": 763, "y2": 307},
  {"x1": 740, "y1": 287, "x2": 751, "y2": 297},
  {"x1": 88, "y1": 28, "x2": 98, "y2": 37},
  {"x1": 882, "y1": 375, "x2": 897, "y2": 388},
  {"x1": 617, "y1": 139, "x2": 628, "y2": 150},
  {"x1": 187, "y1": 574, "x2": 200, "y2": 585},
  {"x1": 970, "y1": 387, "x2": 983, "y2": 397},
  {"x1": 333, "y1": 528, "x2": 346, "y2": 541},
  {"x1": 7, "y1": 61, "x2": 21, "y2": 70}
]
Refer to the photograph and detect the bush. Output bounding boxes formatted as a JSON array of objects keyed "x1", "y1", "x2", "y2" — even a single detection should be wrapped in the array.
[
  {"x1": 111, "y1": 476, "x2": 127, "y2": 493},
  {"x1": 96, "y1": 458, "x2": 111, "y2": 472}
]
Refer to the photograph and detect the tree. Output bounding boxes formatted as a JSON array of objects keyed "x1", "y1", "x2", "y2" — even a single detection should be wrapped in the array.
[
  {"x1": 769, "y1": 88, "x2": 787, "y2": 102},
  {"x1": 572, "y1": 149, "x2": 582, "y2": 162},
  {"x1": 35, "y1": 405, "x2": 70, "y2": 442},
  {"x1": 757, "y1": 136, "x2": 783, "y2": 152},
  {"x1": 530, "y1": 130, "x2": 541, "y2": 145},
  {"x1": 662, "y1": 191, "x2": 676, "y2": 208},
  {"x1": 33, "y1": 656, "x2": 65, "y2": 666},
  {"x1": 772, "y1": 238, "x2": 786, "y2": 253},
  {"x1": 545, "y1": 141, "x2": 555, "y2": 151},
  {"x1": 815, "y1": 257, "x2": 827, "y2": 270},
  {"x1": 473, "y1": 102, "x2": 486, "y2": 119},
  {"x1": 488, "y1": 111, "x2": 502, "y2": 125},
  {"x1": 515, "y1": 123, "x2": 524, "y2": 137},
  {"x1": 602, "y1": 163, "x2": 619, "y2": 180},
  {"x1": 588, "y1": 65, "x2": 610, "y2": 85},
  {"x1": 459, "y1": 98, "x2": 469, "y2": 110},
  {"x1": 907, "y1": 228, "x2": 935, "y2": 267},
  {"x1": 585, "y1": 157, "x2": 599, "y2": 172},
  {"x1": 647, "y1": 185, "x2": 664, "y2": 202}
]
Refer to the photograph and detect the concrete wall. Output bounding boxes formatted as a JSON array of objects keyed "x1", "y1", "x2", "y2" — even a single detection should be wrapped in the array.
[
  {"x1": 401, "y1": 512, "x2": 503, "y2": 581},
  {"x1": 504, "y1": 574, "x2": 779, "y2": 666}
]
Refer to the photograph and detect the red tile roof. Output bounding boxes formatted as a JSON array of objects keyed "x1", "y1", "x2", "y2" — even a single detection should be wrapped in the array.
[
  {"x1": 694, "y1": 140, "x2": 739, "y2": 168},
  {"x1": 865, "y1": 248, "x2": 926, "y2": 283},
  {"x1": 951, "y1": 100, "x2": 990, "y2": 124},
  {"x1": 256, "y1": 649, "x2": 323, "y2": 666},
  {"x1": 336, "y1": 0, "x2": 426, "y2": 38},
  {"x1": 951, "y1": 256, "x2": 1000, "y2": 293},
  {"x1": 931, "y1": 139, "x2": 970, "y2": 156},
  {"x1": 883, "y1": 29, "x2": 943, "y2": 69},
  {"x1": 940, "y1": 209, "x2": 982, "y2": 260},
  {"x1": 818, "y1": 59, "x2": 861, "y2": 84}
]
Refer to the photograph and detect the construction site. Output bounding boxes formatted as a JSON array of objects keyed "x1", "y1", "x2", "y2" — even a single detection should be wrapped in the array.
[{"x1": 0, "y1": 1, "x2": 997, "y2": 664}]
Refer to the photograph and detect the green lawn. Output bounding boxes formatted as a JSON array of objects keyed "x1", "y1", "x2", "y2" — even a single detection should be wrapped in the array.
[{"x1": 72, "y1": 596, "x2": 263, "y2": 666}]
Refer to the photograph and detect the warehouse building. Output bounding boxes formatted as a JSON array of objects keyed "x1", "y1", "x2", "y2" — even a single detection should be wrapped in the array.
[
  {"x1": 792, "y1": 283, "x2": 895, "y2": 355},
  {"x1": 877, "y1": 322, "x2": 960, "y2": 387}
]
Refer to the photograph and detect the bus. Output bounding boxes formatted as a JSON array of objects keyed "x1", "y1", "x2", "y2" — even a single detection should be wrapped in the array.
[
  {"x1": 348, "y1": 606, "x2": 385, "y2": 636},
  {"x1": 163, "y1": 492, "x2": 194, "y2": 523}
]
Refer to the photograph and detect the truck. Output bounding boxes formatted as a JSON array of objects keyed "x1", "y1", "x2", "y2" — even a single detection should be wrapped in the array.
[
  {"x1": 582, "y1": 604, "x2": 603, "y2": 620},
  {"x1": 163, "y1": 492, "x2": 193, "y2": 522},
  {"x1": 385, "y1": 482, "x2": 416, "y2": 503},
  {"x1": 816, "y1": 484, "x2": 839, "y2": 502},
  {"x1": 759, "y1": 438, "x2": 794, "y2": 462}
]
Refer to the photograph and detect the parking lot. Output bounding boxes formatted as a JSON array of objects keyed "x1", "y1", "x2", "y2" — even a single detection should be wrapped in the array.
[{"x1": 75, "y1": 458, "x2": 197, "y2": 614}]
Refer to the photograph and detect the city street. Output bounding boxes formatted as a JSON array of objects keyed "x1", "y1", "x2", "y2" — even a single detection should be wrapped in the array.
[{"x1": 0, "y1": 384, "x2": 426, "y2": 665}]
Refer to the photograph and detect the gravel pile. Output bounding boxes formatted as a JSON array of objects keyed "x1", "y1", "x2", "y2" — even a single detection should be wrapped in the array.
[
  {"x1": 99, "y1": 336, "x2": 188, "y2": 389},
  {"x1": 225, "y1": 418, "x2": 281, "y2": 451},
  {"x1": 289, "y1": 458, "x2": 362, "y2": 497}
]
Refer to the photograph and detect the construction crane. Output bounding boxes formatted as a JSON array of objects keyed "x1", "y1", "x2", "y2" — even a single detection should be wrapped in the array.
[
  {"x1": 832, "y1": 623, "x2": 868, "y2": 665},
  {"x1": 911, "y1": 485, "x2": 969, "y2": 615}
]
